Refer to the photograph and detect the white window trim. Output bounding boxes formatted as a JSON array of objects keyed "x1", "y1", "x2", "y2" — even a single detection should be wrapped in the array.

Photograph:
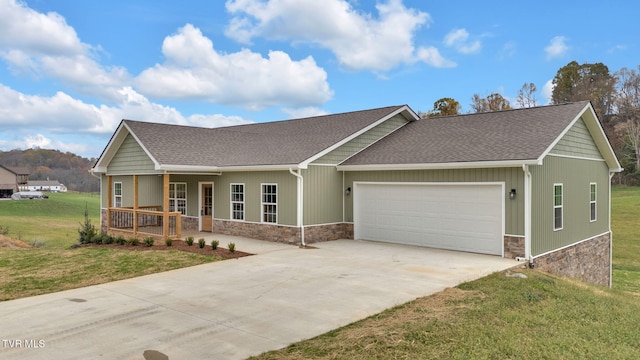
[
  {"x1": 590, "y1": 182, "x2": 597, "y2": 222},
  {"x1": 261, "y1": 183, "x2": 278, "y2": 224},
  {"x1": 553, "y1": 183, "x2": 563, "y2": 231},
  {"x1": 113, "y1": 181, "x2": 122, "y2": 208},
  {"x1": 230, "y1": 183, "x2": 245, "y2": 221},
  {"x1": 169, "y1": 182, "x2": 187, "y2": 215}
]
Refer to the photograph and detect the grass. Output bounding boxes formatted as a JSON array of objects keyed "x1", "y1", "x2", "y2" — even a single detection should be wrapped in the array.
[
  {"x1": 0, "y1": 192, "x2": 218, "y2": 300},
  {"x1": 0, "y1": 192, "x2": 101, "y2": 249},
  {"x1": 251, "y1": 186, "x2": 640, "y2": 360}
]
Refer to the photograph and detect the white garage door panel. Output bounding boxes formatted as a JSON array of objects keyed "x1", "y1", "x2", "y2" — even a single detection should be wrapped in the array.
[{"x1": 354, "y1": 183, "x2": 503, "y2": 255}]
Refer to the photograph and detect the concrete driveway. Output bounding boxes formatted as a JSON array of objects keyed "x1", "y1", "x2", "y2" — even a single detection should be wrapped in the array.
[{"x1": 0, "y1": 237, "x2": 517, "y2": 360}]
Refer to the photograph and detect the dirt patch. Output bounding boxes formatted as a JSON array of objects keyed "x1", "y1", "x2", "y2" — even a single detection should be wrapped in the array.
[
  {"x1": 0, "y1": 235, "x2": 32, "y2": 248},
  {"x1": 81, "y1": 240, "x2": 252, "y2": 260}
]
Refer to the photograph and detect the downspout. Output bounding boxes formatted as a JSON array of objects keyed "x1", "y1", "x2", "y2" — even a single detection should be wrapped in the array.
[
  {"x1": 609, "y1": 171, "x2": 615, "y2": 288},
  {"x1": 522, "y1": 164, "x2": 532, "y2": 265},
  {"x1": 289, "y1": 168, "x2": 305, "y2": 247}
]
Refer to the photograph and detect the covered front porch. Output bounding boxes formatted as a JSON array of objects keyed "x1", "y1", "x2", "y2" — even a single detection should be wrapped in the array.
[{"x1": 105, "y1": 173, "x2": 211, "y2": 239}]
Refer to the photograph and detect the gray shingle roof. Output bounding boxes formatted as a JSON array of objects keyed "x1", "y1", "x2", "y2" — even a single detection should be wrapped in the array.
[
  {"x1": 124, "y1": 105, "x2": 407, "y2": 167},
  {"x1": 340, "y1": 101, "x2": 591, "y2": 166}
]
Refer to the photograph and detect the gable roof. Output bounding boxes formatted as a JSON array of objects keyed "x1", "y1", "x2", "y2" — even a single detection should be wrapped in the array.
[
  {"x1": 92, "y1": 105, "x2": 417, "y2": 173},
  {"x1": 338, "y1": 101, "x2": 622, "y2": 172},
  {"x1": 0, "y1": 165, "x2": 29, "y2": 175}
]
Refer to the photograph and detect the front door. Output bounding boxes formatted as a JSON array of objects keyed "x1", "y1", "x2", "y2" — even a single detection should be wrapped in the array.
[{"x1": 201, "y1": 183, "x2": 213, "y2": 232}]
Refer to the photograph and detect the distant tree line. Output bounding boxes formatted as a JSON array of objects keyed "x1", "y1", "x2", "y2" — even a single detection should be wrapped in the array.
[
  {"x1": 420, "y1": 61, "x2": 640, "y2": 185},
  {"x1": 0, "y1": 148, "x2": 99, "y2": 193}
]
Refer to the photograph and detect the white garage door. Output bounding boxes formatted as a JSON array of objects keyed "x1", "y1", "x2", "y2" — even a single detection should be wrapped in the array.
[{"x1": 354, "y1": 183, "x2": 504, "y2": 255}]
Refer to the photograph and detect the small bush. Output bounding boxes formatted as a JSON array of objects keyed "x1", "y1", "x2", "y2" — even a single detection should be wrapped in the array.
[
  {"x1": 198, "y1": 238, "x2": 206, "y2": 248},
  {"x1": 186, "y1": 236, "x2": 194, "y2": 246},
  {"x1": 0, "y1": 224, "x2": 9, "y2": 235},
  {"x1": 228, "y1": 242, "x2": 236, "y2": 253},
  {"x1": 103, "y1": 234, "x2": 114, "y2": 244},
  {"x1": 115, "y1": 236, "x2": 126, "y2": 245},
  {"x1": 165, "y1": 238, "x2": 173, "y2": 246},
  {"x1": 143, "y1": 237, "x2": 154, "y2": 247},
  {"x1": 211, "y1": 239, "x2": 219, "y2": 250},
  {"x1": 93, "y1": 234, "x2": 103, "y2": 244},
  {"x1": 127, "y1": 237, "x2": 140, "y2": 246},
  {"x1": 78, "y1": 203, "x2": 97, "y2": 244}
]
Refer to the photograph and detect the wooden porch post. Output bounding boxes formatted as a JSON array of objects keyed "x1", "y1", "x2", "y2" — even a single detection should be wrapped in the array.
[
  {"x1": 133, "y1": 175, "x2": 138, "y2": 236},
  {"x1": 107, "y1": 176, "x2": 112, "y2": 232},
  {"x1": 163, "y1": 173, "x2": 170, "y2": 239}
]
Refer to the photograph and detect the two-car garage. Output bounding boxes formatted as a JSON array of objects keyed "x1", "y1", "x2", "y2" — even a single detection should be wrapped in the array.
[{"x1": 353, "y1": 182, "x2": 504, "y2": 256}]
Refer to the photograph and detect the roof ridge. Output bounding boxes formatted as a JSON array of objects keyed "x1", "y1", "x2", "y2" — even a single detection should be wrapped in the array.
[
  {"x1": 425, "y1": 101, "x2": 590, "y2": 120},
  {"x1": 123, "y1": 105, "x2": 406, "y2": 131}
]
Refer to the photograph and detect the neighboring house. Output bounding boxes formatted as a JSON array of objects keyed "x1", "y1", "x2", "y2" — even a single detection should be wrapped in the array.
[
  {"x1": 91, "y1": 101, "x2": 621, "y2": 286},
  {"x1": 27, "y1": 180, "x2": 67, "y2": 192},
  {"x1": 0, "y1": 165, "x2": 29, "y2": 198}
]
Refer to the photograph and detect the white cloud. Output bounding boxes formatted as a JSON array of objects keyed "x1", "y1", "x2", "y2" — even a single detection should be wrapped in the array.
[
  {"x1": 542, "y1": 79, "x2": 554, "y2": 104},
  {"x1": 0, "y1": 83, "x2": 251, "y2": 156},
  {"x1": 0, "y1": 0, "x2": 131, "y2": 100},
  {"x1": 224, "y1": 0, "x2": 452, "y2": 71},
  {"x1": 282, "y1": 106, "x2": 328, "y2": 119},
  {"x1": 136, "y1": 24, "x2": 333, "y2": 110},
  {"x1": 444, "y1": 28, "x2": 481, "y2": 54},
  {"x1": 545, "y1": 36, "x2": 568, "y2": 60}
]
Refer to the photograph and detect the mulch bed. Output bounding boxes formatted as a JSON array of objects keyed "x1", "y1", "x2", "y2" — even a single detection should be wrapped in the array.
[{"x1": 81, "y1": 240, "x2": 252, "y2": 260}]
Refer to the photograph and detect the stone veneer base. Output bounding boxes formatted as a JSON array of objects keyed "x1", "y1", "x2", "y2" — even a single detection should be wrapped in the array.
[
  {"x1": 211, "y1": 219, "x2": 354, "y2": 245},
  {"x1": 533, "y1": 232, "x2": 611, "y2": 287},
  {"x1": 503, "y1": 235, "x2": 525, "y2": 259}
]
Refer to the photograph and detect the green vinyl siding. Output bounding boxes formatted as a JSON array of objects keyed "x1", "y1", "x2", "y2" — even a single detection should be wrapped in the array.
[
  {"x1": 344, "y1": 167, "x2": 524, "y2": 236},
  {"x1": 214, "y1": 171, "x2": 297, "y2": 226},
  {"x1": 549, "y1": 118, "x2": 604, "y2": 160},
  {"x1": 303, "y1": 165, "x2": 343, "y2": 225},
  {"x1": 529, "y1": 156, "x2": 610, "y2": 256},
  {"x1": 108, "y1": 134, "x2": 158, "y2": 175},
  {"x1": 313, "y1": 114, "x2": 409, "y2": 164}
]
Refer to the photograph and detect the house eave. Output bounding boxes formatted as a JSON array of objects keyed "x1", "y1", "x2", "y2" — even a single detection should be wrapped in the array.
[{"x1": 337, "y1": 159, "x2": 540, "y2": 171}]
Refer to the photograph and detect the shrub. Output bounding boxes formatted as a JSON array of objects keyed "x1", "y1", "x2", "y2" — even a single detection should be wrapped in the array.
[
  {"x1": 127, "y1": 237, "x2": 140, "y2": 246},
  {"x1": 143, "y1": 237, "x2": 154, "y2": 247},
  {"x1": 103, "y1": 234, "x2": 115, "y2": 244},
  {"x1": 198, "y1": 238, "x2": 206, "y2": 248},
  {"x1": 211, "y1": 239, "x2": 219, "y2": 250},
  {"x1": 78, "y1": 203, "x2": 97, "y2": 244},
  {"x1": 115, "y1": 235, "x2": 126, "y2": 245},
  {"x1": 165, "y1": 238, "x2": 173, "y2": 246},
  {"x1": 228, "y1": 242, "x2": 236, "y2": 253},
  {"x1": 0, "y1": 224, "x2": 9, "y2": 235},
  {"x1": 186, "y1": 236, "x2": 194, "y2": 246}
]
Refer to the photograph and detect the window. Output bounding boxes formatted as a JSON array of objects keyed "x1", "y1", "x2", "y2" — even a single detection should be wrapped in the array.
[
  {"x1": 554, "y1": 184, "x2": 563, "y2": 231},
  {"x1": 590, "y1": 183, "x2": 597, "y2": 222},
  {"x1": 262, "y1": 184, "x2": 277, "y2": 223},
  {"x1": 114, "y1": 182, "x2": 122, "y2": 207},
  {"x1": 231, "y1": 183, "x2": 245, "y2": 220},
  {"x1": 169, "y1": 183, "x2": 187, "y2": 215}
]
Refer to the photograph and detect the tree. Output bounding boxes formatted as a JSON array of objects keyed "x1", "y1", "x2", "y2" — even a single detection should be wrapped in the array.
[
  {"x1": 551, "y1": 61, "x2": 616, "y2": 117},
  {"x1": 516, "y1": 82, "x2": 537, "y2": 108},
  {"x1": 425, "y1": 97, "x2": 461, "y2": 118},
  {"x1": 470, "y1": 93, "x2": 512, "y2": 113},
  {"x1": 615, "y1": 66, "x2": 640, "y2": 178}
]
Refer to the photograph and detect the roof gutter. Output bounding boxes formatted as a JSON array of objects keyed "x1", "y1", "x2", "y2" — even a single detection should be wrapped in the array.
[
  {"x1": 289, "y1": 168, "x2": 305, "y2": 247},
  {"x1": 337, "y1": 159, "x2": 541, "y2": 172}
]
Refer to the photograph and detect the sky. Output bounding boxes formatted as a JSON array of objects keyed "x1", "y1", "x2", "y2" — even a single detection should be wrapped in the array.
[{"x1": 0, "y1": 0, "x2": 637, "y2": 159}]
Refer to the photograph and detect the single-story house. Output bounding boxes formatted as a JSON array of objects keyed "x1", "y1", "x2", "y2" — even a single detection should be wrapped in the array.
[
  {"x1": 0, "y1": 165, "x2": 29, "y2": 198},
  {"x1": 91, "y1": 101, "x2": 621, "y2": 286},
  {"x1": 27, "y1": 180, "x2": 67, "y2": 192}
]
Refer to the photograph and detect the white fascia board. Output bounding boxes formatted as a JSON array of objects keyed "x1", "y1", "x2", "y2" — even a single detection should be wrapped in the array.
[
  {"x1": 538, "y1": 103, "x2": 622, "y2": 172},
  {"x1": 337, "y1": 159, "x2": 540, "y2": 171},
  {"x1": 299, "y1": 105, "x2": 418, "y2": 169},
  {"x1": 92, "y1": 121, "x2": 128, "y2": 171}
]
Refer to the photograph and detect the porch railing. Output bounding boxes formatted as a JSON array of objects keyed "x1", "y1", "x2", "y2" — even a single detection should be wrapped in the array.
[{"x1": 108, "y1": 206, "x2": 182, "y2": 239}]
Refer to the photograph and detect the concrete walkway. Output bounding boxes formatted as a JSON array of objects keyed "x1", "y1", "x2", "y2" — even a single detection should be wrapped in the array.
[{"x1": 0, "y1": 237, "x2": 517, "y2": 359}]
